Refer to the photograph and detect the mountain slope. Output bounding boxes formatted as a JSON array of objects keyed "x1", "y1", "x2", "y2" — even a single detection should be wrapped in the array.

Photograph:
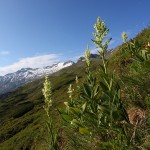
[
  {"x1": 0, "y1": 59, "x2": 101, "y2": 150},
  {"x1": 0, "y1": 61, "x2": 74, "y2": 95},
  {"x1": 0, "y1": 27, "x2": 150, "y2": 150}
]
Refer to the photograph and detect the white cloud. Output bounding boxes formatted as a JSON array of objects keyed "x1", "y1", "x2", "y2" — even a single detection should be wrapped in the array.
[
  {"x1": 0, "y1": 51, "x2": 10, "y2": 55},
  {"x1": 90, "y1": 48, "x2": 99, "y2": 54},
  {"x1": 0, "y1": 54, "x2": 60, "y2": 76}
]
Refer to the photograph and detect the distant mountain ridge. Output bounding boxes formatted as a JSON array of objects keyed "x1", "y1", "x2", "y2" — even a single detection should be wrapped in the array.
[
  {"x1": 77, "y1": 54, "x2": 99, "y2": 62},
  {"x1": 77, "y1": 49, "x2": 113, "y2": 62},
  {"x1": 0, "y1": 61, "x2": 74, "y2": 95},
  {"x1": 0, "y1": 51, "x2": 114, "y2": 95}
]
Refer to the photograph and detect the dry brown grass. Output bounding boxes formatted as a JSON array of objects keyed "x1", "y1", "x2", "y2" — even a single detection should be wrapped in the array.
[{"x1": 127, "y1": 107, "x2": 146, "y2": 126}]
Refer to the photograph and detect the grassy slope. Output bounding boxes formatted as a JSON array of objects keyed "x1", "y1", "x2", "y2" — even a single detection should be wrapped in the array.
[
  {"x1": 109, "y1": 28, "x2": 150, "y2": 108},
  {"x1": 0, "y1": 27, "x2": 150, "y2": 150},
  {"x1": 108, "y1": 28, "x2": 150, "y2": 149},
  {"x1": 0, "y1": 59, "x2": 101, "y2": 150}
]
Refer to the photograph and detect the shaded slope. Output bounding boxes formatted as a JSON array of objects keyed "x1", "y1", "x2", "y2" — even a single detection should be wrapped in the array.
[{"x1": 0, "y1": 59, "x2": 100, "y2": 150}]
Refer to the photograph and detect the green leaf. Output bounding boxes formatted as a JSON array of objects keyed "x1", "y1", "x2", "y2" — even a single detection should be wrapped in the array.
[
  {"x1": 61, "y1": 114, "x2": 71, "y2": 123},
  {"x1": 79, "y1": 127, "x2": 90, "y2": 134},
  {"x1": 58, "y1": 108, "x2": 66, "y2": 114},
  {"x1": 83, "y1": 83, "x2": 91, "y2": 97},
  {"x1": 70, "y1": 119, "x2": 83, "y2": 127},
  {"x1": 103, "y1": 78, "x2": 110, "y2": 89},
  {"x1": 109, "y1": 78, "x2": 113, "y2": 91},
  {"x1": 70, "y1": 107, "x2": 80, "y2": 113},
  {"x1": 99, "y1": 64, "x2": 105, "y2": 73}
]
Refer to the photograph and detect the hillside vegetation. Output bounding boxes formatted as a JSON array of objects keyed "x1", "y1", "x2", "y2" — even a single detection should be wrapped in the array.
[
  {"x1": 0, "y1": 59, "x2": 101, "y2": 149},
  {"x1": 0, "y1": 18, "x2": 150, "y2": 150}
]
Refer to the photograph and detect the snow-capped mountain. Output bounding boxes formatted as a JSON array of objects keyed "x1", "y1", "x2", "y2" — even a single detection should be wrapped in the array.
[{"x1": 0, "y1": 61, "x2": 74, "y2": 95}]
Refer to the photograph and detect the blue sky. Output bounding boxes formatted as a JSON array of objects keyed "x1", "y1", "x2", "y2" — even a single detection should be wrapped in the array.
[{"x1": 0, "y1": 0, "x2": 149, "y2": 75}]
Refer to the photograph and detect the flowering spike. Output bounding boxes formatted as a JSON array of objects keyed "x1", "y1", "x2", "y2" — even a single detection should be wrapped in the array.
[
  {"x1": 122, "y1": 32, "x2": 128, "y2": 43},
  {"x1": 42, "y1": 76, "x2": 52, "y2": 117},
  {"x1": 76, "y1": 75, "x2": 79, "y2": 84},
  {"x1": 85, "y1": 45, "x2": 91, "y2": 67}
]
